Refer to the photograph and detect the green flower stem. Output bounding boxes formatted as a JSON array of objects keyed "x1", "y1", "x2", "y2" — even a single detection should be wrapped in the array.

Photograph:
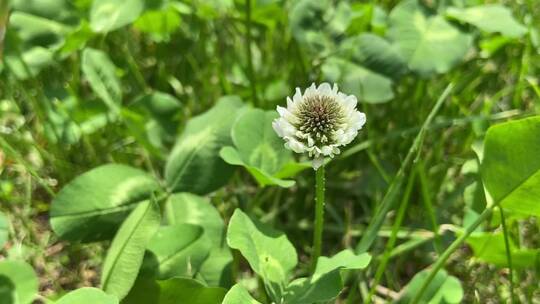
[{"x1": 312, "y1": 164, "x2": 326, "y2": 272}]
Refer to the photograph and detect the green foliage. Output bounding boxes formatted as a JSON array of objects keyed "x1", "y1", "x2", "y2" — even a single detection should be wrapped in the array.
[
  {"x1": 101, "y1": 200, "x2": 161, "y2": 300},
  {"x1": 284, "y1": 250, "x2": 371, "y2": 303},
  {"x1": 388, "y1": 0, "x2": 472, "y2": 75},
  {"x1": 447, "y1": 4, "x2": 527, "y2": 38},
  {"x1": 55, "y1": 288, "x2": 119, "y2": 304},
  {"x1": 0, "y1": 260, "x2": 38, "y2": 304},
  {"x1": 220, "y1": 108, "x2": 307, "y2": 187},
  {"x1": 481, "y1": 116, "x2": 540, "y2": 216},
  {"x1": 222, "y1": 284, "x2": 262, "y2": 304},
  {"x1": 227, "y1": 209, "x2": 297, "y2": 285},
  {"x1": 466, "y1": 231, "x2": 539, "y2": 269},
  {"x1": 90, "y1": 0, "x2": 145, "y2": 33},
  {"x1": 145, "y1": 224, "x2": 209, "y2": 279},
  {"x1": 124, "y1": 277, "x2": 226, "y2": 304},
  {"x1": 165, "y1": 96, "x2": 246, "y2": 194},
  {"x1": 0, "y1": 211, "x2": 7, "y2": 248},
  {"x1": 395, "y1": 269, "x2": 463, "y2": 304},
  {"x1": 81, "y1": 48, "x2": 122, "y2": 112},
  {"x1": 50, "y1": 164, "x2": 160, "y2": 242}
]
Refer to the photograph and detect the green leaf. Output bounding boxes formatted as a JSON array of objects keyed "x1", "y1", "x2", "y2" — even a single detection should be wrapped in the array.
[
  {"x1": 447, "y1": 4, "x2": 527, "y2": 38},
  {"x1": 163, "y1": 193, "x2": 233, "y2": 287},
  {"x1": 55, "y1": 288, "x2": 119, "y2": 304},
  {"x1": 165, "y1": 96, "x2": 246, "y2": 195},
  {"x1": 481, "y1": 116, "x2": 540, "y2": 216},
  {"x1": 60, "y1": 21, "x2": 95, "y2": 55},
  {"x1": 219, "y1": 109, "x2": 304, "y2": 188},
  {"x1": 134, "y1": 6, "x2": 181, "y2": 42},
  {"x1": 8, "y1": 11, "x2": 71, "y2": 43},
  {"x1": 101, "y1": 200, "x2": 161, "y2": 300},
  {"x1": 387, "y1": 0, "x2": 472, "y2": 75},
  {"x1": 90, "y1": 0, "x2": 145, "y2": 33},
  {"x1": 466, "y1": 231, "x2": 539, "y2": 269},
  {"x1": 82, "y1": 48, "x2": 122, "y2": 112},
  {"x1": 395, "y1": 269, "x2": 463, "y2": 304},
  {"x1": 343, "y1": 33, "x2": 408, "y2": 79},
  {"x1": 227, "y1": 209, "x2": 297, "y2": 284},
  {"x1": 222, "y1": 284, "x2": 262, "y2": 304},
  {"x1": 145, "y1": 224, "x2": 210, "y2": 279},
  {"x1": 0, "y1": 260, "x2": 38, "y2": 304},
  {"x1": 50, "y1": 164, "x2": 160, "y2": 242},
  {"x1": 322, "y1": 57, "x2": 394, "y2": 103},
  {"x1": 0, "y1": 211, "x2": 7, "y2": 248},
  {"x1": 164, "y1": 193, "x2": 225, "y2": 244},
  {"x1": 123, "y1": 277, "x2": 226, "y2": 304},
  {"x1": 283, "y1": 250, "x2": 371, "y2": 304}
]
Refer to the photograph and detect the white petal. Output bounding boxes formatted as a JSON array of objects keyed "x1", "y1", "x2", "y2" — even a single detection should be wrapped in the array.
[
  {"x1": 312, "y1": 157, "x2": 324, "y2": 170},
  {"x1": 344, "y1": 95, "x2": 357, "y2": 110},
  {"x1": 286, "y1": 96, "x2": 294, "y2": 109},
  {"x1": 321, "y1": 145, "x2": 333, "y2": 156},
  {"x1": 272, "y1": 120, "x2": 284, "y2": 137},
  {"x1": 318, "y1": 83, "x2": 332, "y2": 95},
  {"x1": 308, "y1": 136, "x2": 315, "y2": 147},
  {"x1": 285, "y1": 138, "x2": 306, "y2": 153},
  {"x1": 332, "y1": 83, "x2": 339, "y2": 94},
  {"x1": 293, "y1": 88, "x2": 303, "y2": 103}
]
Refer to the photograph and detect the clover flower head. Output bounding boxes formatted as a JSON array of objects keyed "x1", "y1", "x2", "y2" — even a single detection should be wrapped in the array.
[{"x1": 272, "y1": 83, "x2": 366, "y2": 170}]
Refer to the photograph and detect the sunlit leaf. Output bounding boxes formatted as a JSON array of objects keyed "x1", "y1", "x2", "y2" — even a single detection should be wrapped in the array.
[
  {"x1": 447, "y1": 5, "x2": 527, "y2": 38},
  {"x1": 481, "y1": 116, "x2": 540, "y2": 216},
  {"x1": 227, "y1": 209, "x2": 297, "y2": 284},
  {"x1": 0, "y1": 211, "x2": 7, "y2": 248},
  {"x1": 81, "y1": 48, "x2": 122, "y2": 112},
  {"x1": 222, "y1": 284, "x2": 262, "y2": 304},
  {"x1": 165, "y1": 96, "x2": 246, "y2": 195},
  {"x1": 395, "y1": 269, "x2": 463, "y2": 304},
  {"x1": 101, "y1": 200, "x2": 161, "y2": 300},
  {"x1": 0, "y1": 260, "x2": 38, "y2": 304},
  {"x1": 90, "y1": 0, "x2": 145, "y2": 33},
  {"x1": 50, "y1": 164, "x2": 160, "y2": 242},
  {"x1": 388, "y1": 0, "x2": 472, "y2": 75},
  {"x1": 55, "y1": 288, "x2": 119, "y2": 304}
]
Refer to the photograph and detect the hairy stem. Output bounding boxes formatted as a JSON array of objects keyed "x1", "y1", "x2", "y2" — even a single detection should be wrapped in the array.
[{"x1": 312, "y1": 164, "x2": 326, "y2": 272}]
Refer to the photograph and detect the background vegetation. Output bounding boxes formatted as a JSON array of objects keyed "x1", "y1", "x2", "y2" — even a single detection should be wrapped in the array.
[{"x1": 1, "y1": 0, "x2": 539, "y2": 303}]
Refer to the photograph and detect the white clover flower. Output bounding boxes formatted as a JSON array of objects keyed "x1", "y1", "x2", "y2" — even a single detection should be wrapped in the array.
[{"x1": 272, "y1": 83, "x2": 366, "y2": 170}]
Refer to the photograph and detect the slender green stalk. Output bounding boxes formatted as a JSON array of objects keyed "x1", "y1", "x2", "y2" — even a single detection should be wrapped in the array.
[
  {"x1": 356, "y1": 83, "x2": 454, "y2": 253},
  {"x1": 500, "y1": 208, "x2": 516, "y2": 304},
  {"x1": 417, "y1": 161, "x2": 442, "y2": 254},
  {"x1": 410, "y1": 206, "x2": 493, "y2": 304},
  {"x1": 365, "y1": 170, "x2": 416, "y2": 304},
  {"x1": 245, "y1": 0, "x2": 258, "y2": 105},
  {"x1": 311, "y1": 164, "x2": 326, "y2": 271}
]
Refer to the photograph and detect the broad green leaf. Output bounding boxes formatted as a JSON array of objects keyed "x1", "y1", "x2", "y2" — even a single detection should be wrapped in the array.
[
  {"x1": 0, "y1": 260, "x2": 38, "y2": 304},
  {"x1": 220, "y1": 147, "x2": 291, "y2": 187},
  {"x1": 101, "y1": 200, "x2": 161, "y2": 300},
  {"x1": 227, "y1": 209, "x2": 297, "y2": 284},
  {"x1": 387, "y1": 0, "x2": 472, "y2": 75},
  {"x1": 60, "y1": 21, "x2": 95, "y2": 55},
  {"x1": 322, "y1": 57, "x2": 394, "y2": 103},
  {"x1": 82, "y1": 48, "x2": 122, "y2": 112},
  {"x1": 123, "y1": 277, "x2": 226, "y2": 304},
  {"x1": 395, "y1": 269, "x2": 463, "y2": 304},
  {"x1": 50, "y1": 164, "x2": 160, "y2": 242},
  {"x1": 164, "y1": 193, "x2": 225, "y2": 244},
  {"x1": 8, "y1": 11, "x2": 71, "y2": 43},
  {"x1": 145, "y1": 224, "x2": 210, "y2": 279},
  {"x1": 0, "y1": 211, "x2": 7, "y2": 248},
  {"x1": 164, "y1": 193, "x2": 233, "y2": 287},
  {"x1": 283, "y1": 250, "x2": 371, "y2": 304},
  {"x1": 222, "y1": 284, "x2": 262, "y2": 304},
  {"x1": 466, "y1": 231, "x2": 539, "y2": 269},
  {"x1": 90, "y1": 0, "x2": 145, "y2": 33},
  {"x1": 165, "y1": 96, "x2": 246, "y2": 195},
  {"x1": 481, "y1": 116, "x2": 540, "y2": 216},
  {"x1": 12, "y1": 0, "x2": 70, "y2": 20},
  {"x1": 447, "y1": 5, "x2": 527, "y2": 38},
  {"x1": 342, "y1": 33, "x2": 408, "y2": 79},
  {"x1": 231, "y1": 109, "x2": 291, "y2": 174},
  {"x1": 55, "y1": 288, "x2": 119, "y2": 304},
  {"x1": 4, "y1": 45, "x2": 55, "y2": 79},
  {"x1": 134, "y1": 6, "x2": 181, "y2": 42}
]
